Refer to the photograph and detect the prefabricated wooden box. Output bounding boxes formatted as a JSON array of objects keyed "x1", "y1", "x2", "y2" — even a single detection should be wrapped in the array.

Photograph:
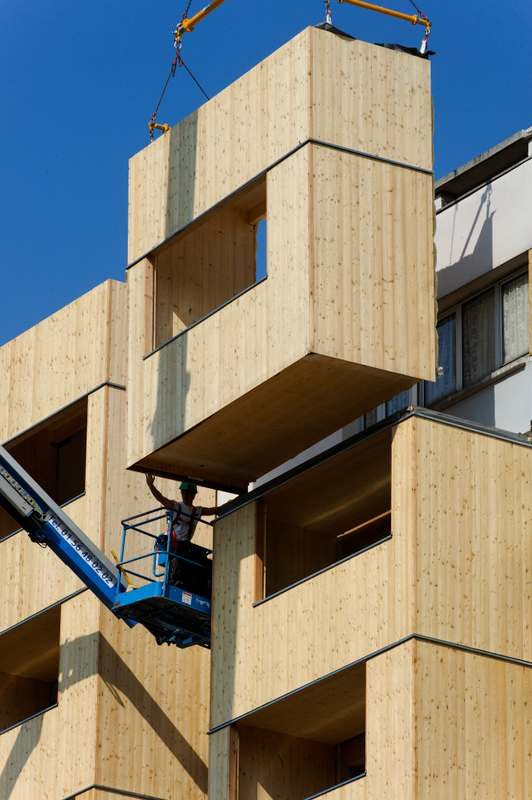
[
  {"x1": 210, "y1": 412, "x2": 532, "y2": 727},
  {"x1": 209, "y1": 639, "x2": 532, "y2": 800},
  {"x1": 127, "y1": 27, "x2": 436, "y2": 488},
  {"x1": 0, "y1": 281, "x2": 213, "y2": 800}
]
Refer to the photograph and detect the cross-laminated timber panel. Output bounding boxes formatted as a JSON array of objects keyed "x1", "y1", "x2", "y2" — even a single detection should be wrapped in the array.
[
  {"x1": 128, "y1": 26, "x2": 433, "y2": 264},
  {"x1": 128, "y1": 142, "x2": 435, "y2": 488},
  {"x1": 0, "y1": 385, "x2": 214, "y2": 799},
  {"x1": 209, "y1": 641, "x2": 531, "y2": 800},
  {"x1": 0, "y1": 593, "x2": 212, "y2": 800},
  {"x1": 0, "y1": 280, "x2": 127, "y2": 444},
  {"x1": 210, "y1": 414, "x2": 531, "y2": 727}
]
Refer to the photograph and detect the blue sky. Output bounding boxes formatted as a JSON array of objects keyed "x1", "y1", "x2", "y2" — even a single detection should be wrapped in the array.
[{"x1": 2, "y1": 0, "x2": 530, "y2": 344}]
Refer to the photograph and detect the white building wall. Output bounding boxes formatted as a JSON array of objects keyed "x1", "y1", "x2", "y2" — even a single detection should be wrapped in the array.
[
  {"x1": 435, "y1": 158, "x2": 532, "y2": 297},
  {"x1": 446, "y1": 360, "x2": 532, "y2": 435}
]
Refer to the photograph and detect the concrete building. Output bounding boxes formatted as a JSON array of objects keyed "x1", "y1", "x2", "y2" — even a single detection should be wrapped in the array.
[{"x1": 0, "y1": 26, "x2": 530, "y2": 800}]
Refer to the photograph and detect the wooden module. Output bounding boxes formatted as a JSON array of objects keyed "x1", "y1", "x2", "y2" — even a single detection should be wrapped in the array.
[
  {"x1": 0, "y1": 281, "x2": 213, "y2": 799},
  {"x1": 128, "y1": 136, "x2": 435, "y2": 487},
  {"x1": 210, "y1": 414, "x2": 531, "y2": 727},
  {"x1": 128, "y1": 27, "x2": 433, "y2": 263},
  {"x1": 209, "y1": 640, "x2": 531, "y2": 800},
  {"x1": 0, "y1": 280, "x2": 127, "y2": 445}
]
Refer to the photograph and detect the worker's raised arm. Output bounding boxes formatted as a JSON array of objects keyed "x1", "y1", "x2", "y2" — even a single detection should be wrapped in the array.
[
  {"x1": 200, "y1": 499, "x2": 233, "y2": 517},
  {"x1": 145, "y1": 474, "x2": 176, "y2": 509}
]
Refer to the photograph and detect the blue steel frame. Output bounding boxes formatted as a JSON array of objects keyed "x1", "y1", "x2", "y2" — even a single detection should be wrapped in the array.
[
  {"x1": 115, "y1": 506, "x2": 213, "y2": 589},
  {"x1": 112, "y1": 507, "x2": 213, "y2": 646}
]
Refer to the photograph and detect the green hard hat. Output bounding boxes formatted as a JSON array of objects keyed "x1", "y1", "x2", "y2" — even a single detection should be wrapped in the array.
[{"x1": 180, "y1": 480, "x2": 198, "y2": 494}]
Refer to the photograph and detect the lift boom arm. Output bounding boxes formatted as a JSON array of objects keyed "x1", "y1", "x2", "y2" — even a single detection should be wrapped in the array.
[
  {"x1": 0, "y1": 445, "x2": 125, "y2": 609},
  {"x1": 0, "y1": 444, "x2": 212, "y2": 648}
]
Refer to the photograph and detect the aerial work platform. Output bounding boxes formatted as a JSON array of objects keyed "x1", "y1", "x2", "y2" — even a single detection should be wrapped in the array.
[
  {"x1": 0, "y1": 444, "x2": 211, "y2": 648},
  {"x1": 127, "y1": 26, "x2": 436, "y2": 489}
]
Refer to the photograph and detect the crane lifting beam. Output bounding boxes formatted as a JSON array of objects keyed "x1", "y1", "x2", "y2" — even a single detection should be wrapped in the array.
[
  {"x1": 175, "y1": 0, "x2": 226, "y2": 45},
  {"x1": 338, "y1": 0, "x2": 431, "y2": 32},
  {"x1": 0, "y1": 444, "x2": 211, "y2": 648}
]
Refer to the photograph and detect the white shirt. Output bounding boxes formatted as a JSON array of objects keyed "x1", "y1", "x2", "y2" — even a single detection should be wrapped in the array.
[{"x1": 171, "y1": 502, "x2": 203, "y2": 542}]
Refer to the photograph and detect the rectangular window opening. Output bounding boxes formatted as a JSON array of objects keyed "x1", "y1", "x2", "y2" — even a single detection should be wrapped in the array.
[
  {"x1": 153, "y1": 177, "x2": 267, "y2": 349},
  {"x1": 234, "y1": 663, "x2": 366, "y2": 800},
  {"x1": 502, "y1": 272, "x2": 528, "y2": 364},
  {"x1": 0, "y1": 604, "x2": 61, "y2": 733},
  {"x1": 425, "y1": 314, "x2": 457, "y2": 405},
  {"x1": 462, "y1": 288, "x2": 497, "y2": 387},
  {"x1": 0, "y1": 398, "x2": 87, "y2": 541},
  {"x1": 256, "y1": 429, "x2": 392, "y2": 601}
]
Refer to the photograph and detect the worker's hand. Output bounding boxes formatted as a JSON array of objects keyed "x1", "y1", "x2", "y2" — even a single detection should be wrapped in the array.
[{"x1": 146, "y1": 473, "x2": 155, "y2": 487}]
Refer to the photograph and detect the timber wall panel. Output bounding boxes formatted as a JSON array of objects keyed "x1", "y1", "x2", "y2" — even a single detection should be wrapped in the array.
[
  {"x1": 127, "y1": 31, "x2": 434, "y2": 480},
  {"x1": 0, "y1": 386, "x2": 213, "y2": 799},
  {"x1": 311, "y1": 147, "x2": 435, "y2": 381},
  {"x1": 128, "y1": 145, "x2": 435, "y2": 482},
  {"x1": 0, "y1": 280, "x2": 127, "y2": 443},
  {"x1": 208, "y1": 728, "x2": 233, "y2": 800},
  {"x1": 208, "y1": 643, "x2": 417, "y2": 800},
  {"x1": 128, "y1": 29, "x2": 311, "y2": 262},
  {"x1": 0, "y1": 594, "x2": 101, "y2": 800},
  {"x1": 414, "y1": 641, "x2": 531, "y2": 800},
  {"x1": 237, "y1": 727, "x2": 337, "y2": 800},
  {"x1": 92, "y1": 387, "x2": 213, "y2": 800},
  {"x1": 94, "y1": 609, "x2": 210, "y2": 800},
  {"x1": 127, "y1": 145, "x2": 311, "y2": 473},
  {"x1": 210, "y1": 417, "x2": 531, "y2": 726},
  {"x1": 210, "y1": 502, "x2": 411, "y2": 727},
  {"x1": 154, "y1": 203, "x2": 257, "y2": 346},
  {"x1": 128, "y1": 27, "x2": 432, "y2": 263},
  {"x1": 408, "y1": 417, "x2": 532, "y2": 661},
  {"x1": 309, "y1": 29, "x2": 432, "y2": 170},
  {"x1": 0, "y1": 498, "x2": 85, "y2": 632}
]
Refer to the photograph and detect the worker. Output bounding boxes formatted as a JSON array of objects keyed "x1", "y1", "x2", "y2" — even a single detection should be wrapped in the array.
[{"x1": 145, "y1": 474, "x2": 226, "y2": 587}]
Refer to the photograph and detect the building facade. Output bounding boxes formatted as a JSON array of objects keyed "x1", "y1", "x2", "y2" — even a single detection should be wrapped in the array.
[{"x1": 0, "y1": 26, "x2": 530, "y2": 800}]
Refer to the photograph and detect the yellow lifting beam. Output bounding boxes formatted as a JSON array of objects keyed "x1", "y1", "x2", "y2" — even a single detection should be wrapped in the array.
[
  {"x1": 338, "y1": 0, "x2": 431, "y2": 33},
  {"x1": 175, "y1": 0, "x2": 226, "y2": 46},
  {"x1": 338, "y1": 0, "x2": 431, "y2": 52}
]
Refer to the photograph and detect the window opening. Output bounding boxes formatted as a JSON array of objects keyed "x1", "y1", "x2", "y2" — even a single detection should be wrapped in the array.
[
  {"x1": 462, "y1": 289, "x2": 497, "y2": 387},
  {"x1": 255, "y1": 217, "x2": 267, "y2": 281},
  {"x1": 425, "y1": 314, "x2": 457, "y2": 404},
  {"x1": 235, "y1": 663, "x2": 366, "y2": 800},
  {"x1": 0, "y1": 399, "x2": 87, "y2": 541},
  {"x1": 502, "y1": 273, "x2": 528, "y2": 364},
  {"x1": 258, "y1": 430, "x2": 392, "y2": 600},
  {"x1": 0, "y1": 605, "x2": 60, "y2": 733},
  {"x1": 153, "y1": 177, "x2": 267, "y2": 348},
  {"x1": 386, "y1": 388, "x2": 413, "y2": 417}
]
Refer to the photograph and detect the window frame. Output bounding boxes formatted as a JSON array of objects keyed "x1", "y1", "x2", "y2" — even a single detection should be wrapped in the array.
[{"x1": 423, "y1": 266, "x2": 528, "y2": 406}]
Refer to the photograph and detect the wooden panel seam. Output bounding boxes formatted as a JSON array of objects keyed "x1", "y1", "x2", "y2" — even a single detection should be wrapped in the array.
[
  {"x1": 209, "y1": 633, "x2": 532, "y2": 734},
  {"x1": 127, "y1": 137, "x2": 434, "y2": 271}
]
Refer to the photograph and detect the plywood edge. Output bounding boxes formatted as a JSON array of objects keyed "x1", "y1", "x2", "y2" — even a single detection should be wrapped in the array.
[{"x1": 126, "y1": 354, "x2": 415, "y2": 487}]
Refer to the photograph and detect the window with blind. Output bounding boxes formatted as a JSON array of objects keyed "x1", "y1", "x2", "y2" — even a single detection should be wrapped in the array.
[
  {"x1": 462, "y1": 289, "x2": 497, "y2": 387},
  {"x1": 502, "y1": 273, "x2": 528, "y2": 363}
]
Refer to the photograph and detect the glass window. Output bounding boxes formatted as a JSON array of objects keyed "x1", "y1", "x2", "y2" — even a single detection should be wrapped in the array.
[
  {"x1": 425, "y1": 315, "x2": 457, "y2": 404},
  {"x1": 255, "y1": 218, "x2": 267, "y2": 281},
  {"x1": 386, "y1": 389, "x2": 411, "y2": 417},
  {"x1": 462, "y1": 290, "x2": 496, "y2": 387},
  {"x1": 502, "y1": 273, "x2": 528, "y2": 364}
]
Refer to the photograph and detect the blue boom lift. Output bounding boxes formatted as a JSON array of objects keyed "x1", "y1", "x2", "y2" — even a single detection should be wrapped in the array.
[{"x1": 0, "y1": 444, "x2": 212, "y2": 649}]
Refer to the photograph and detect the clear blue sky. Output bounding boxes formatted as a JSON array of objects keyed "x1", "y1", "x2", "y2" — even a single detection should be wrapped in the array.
[{"x1": 2, "y1": 0, "x2": 530, "y2": 344}]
